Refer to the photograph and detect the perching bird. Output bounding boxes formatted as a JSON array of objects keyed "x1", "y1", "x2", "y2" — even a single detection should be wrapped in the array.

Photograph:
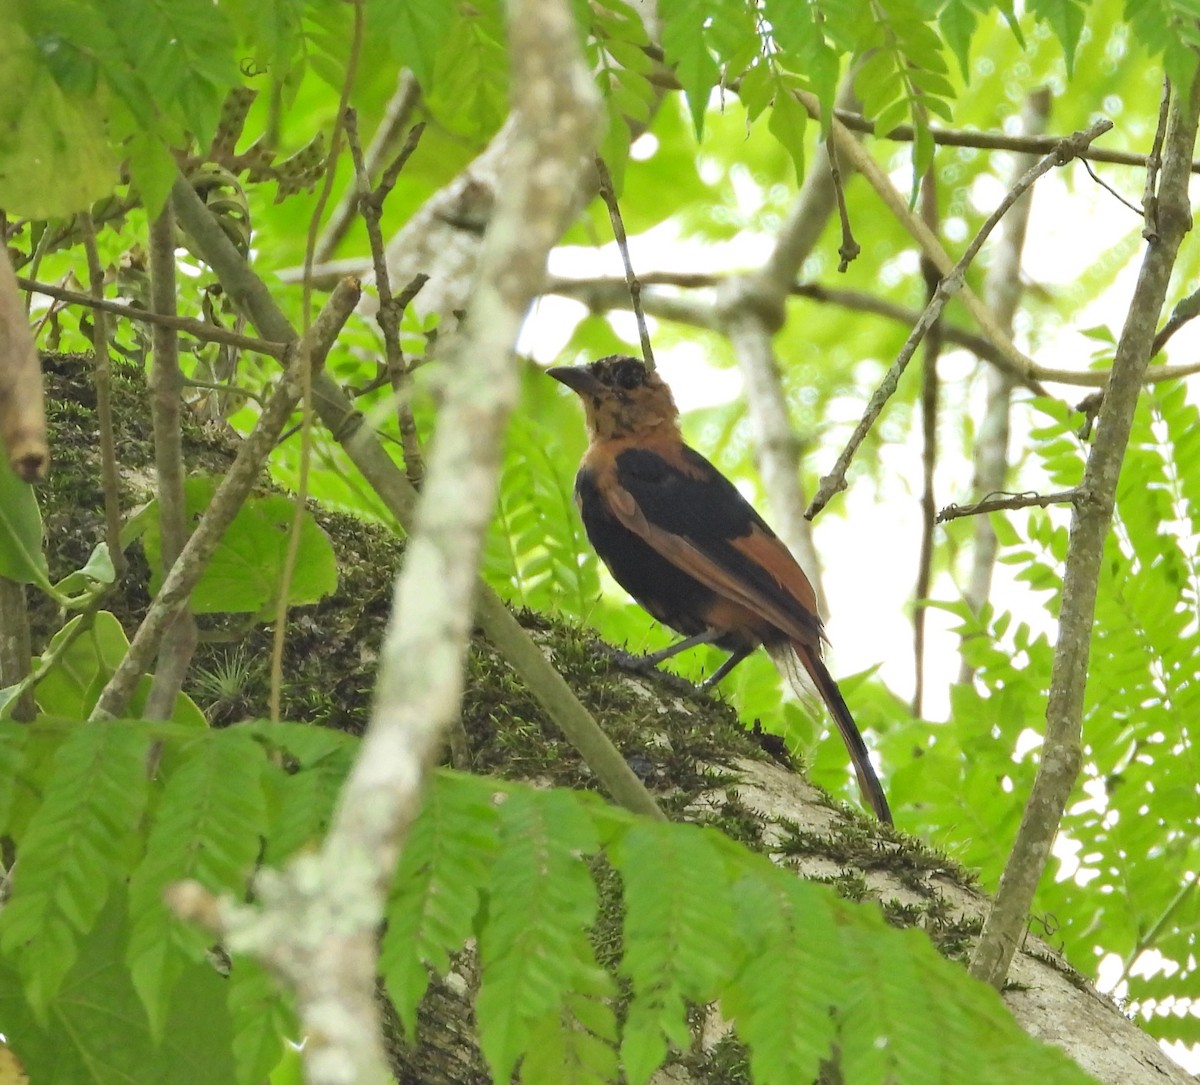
[{"x1": 548, "y1": 354, "x2": 892, "y2": 824}]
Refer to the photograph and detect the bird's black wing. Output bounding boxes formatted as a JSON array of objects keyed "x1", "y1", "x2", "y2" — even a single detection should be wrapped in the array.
[{"x1": 603, "y1": 443, "x2": 823, "y2": 646}]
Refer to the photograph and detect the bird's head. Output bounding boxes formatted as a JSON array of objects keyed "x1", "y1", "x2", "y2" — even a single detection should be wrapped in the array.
[{"x1": 547, "y1": 355, "x2": 680, "y2": 441}]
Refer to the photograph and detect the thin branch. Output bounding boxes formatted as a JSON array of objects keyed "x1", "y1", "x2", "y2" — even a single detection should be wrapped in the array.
[
  {"x1": 830, "y1": 106, "x2": 1200, "y2": 173},
  {"x1": 595, "y1": 155, "x2": 655, "y2": 369},
  {"x1": 315, "y1": 70, "x2": 421, "y2": 263},
  {"x1": 145, "y1": 203, "x2": 198, "y2": 721},
  {"x1": 550, "y1": 272, "x2": 1200, "y2": 388},
  {"x1": 89, "y1": 277, "x2": 363, "y2": 722},
  {"x1": 960, "y1": 88, "x2": 1051, "y2": 684},
  {"x1": 1079, "y1": 157, "x2": 1143, "y2": 217},
  {"x1": 806, "y1": 116, "x2": 1114, "y2": 519},
  {"x1": 271, "y1": 0, "x2": 364, "y2": 724},
  {"x1": 827, "y1": 137, "x2": 860, "y2": 271},
  {"x1": 1141, "y1": 77, "x2": 1171, "y2": 241},
  {"x1": 17, "y1": 276, "x2": 290, "y2": 357},
  {"x1": 938, "y1": 489, "x2": 1079, "y2": 524},
  {"x1": 913, "y1": 171, "x2": 941, "y2": 718},
  {"x1": 970, "y1": 72, "x2": 1200, "y2": 991},
  {"x1": 80, "y1": 214, "x2": 126, "y2": 581},
  {"x1": 346, "y1": 108, "x2": 428, "y2": 488},
  {"x1": 1152, "y1": 280, "x2": 1200, "y2": 354}
]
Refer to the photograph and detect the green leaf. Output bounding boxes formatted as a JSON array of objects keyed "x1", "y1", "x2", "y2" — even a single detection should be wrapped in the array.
[
  {"x1": 522, "y1": 963, "x2": 619, "y2": 1085},
  {"x1": 614, "y1": 823, "x2": 737, "y2": 1084},
  {"x1": 0, "y1": 454, "x2": 51, "y2": 592},
  {"x1": 141, "y1": 478, "x2": 338, "y2": 616},
  {"x1": 31, "y1": 611, "x2": 204, "y2": 726},
  {"x1": 767, "y1": 77, "x2": 807, "y2": 184},
  {"x1": 53, "y1": 542, "x2": 116, "y2": 599},
  {"x1": 127, "y1": 728, "x2": 269, "y2": 1037},
  {"x1": 0, "y1": 889, "x2": 237, "y2": 1085},
  {"x1": 381, "y1": 770, "x2": 502, "y2": 1033},
  {"x1": 937, "y1": 0, "x2": 977, "y2": 81},
  {"x1": 722, "y1": 872, "x2": 840, "y2": 1085},
  {"x1": 0, "y1": 24, "x2": 118, "y2": 216},
  {"x1": 657, "y1": 0, "x2": 719, "y2": 137},
  {"x1": 1026, "y1": 0, "x2": 1085, "y2": 76},
  {"x1": 475, "y1": 788, "x2": 600, "y2": 1083},
  {"x1": 376, "y1": 0, "x2": 456, "y2": 85},
  {"x1": 0, "y1": 721, "x2": 152, "y2": 1013},
  {"x1": 258, "y1": 727, "x2": 357, "y2": 863},
  {"x1": 228, "y1": 959, "x2": 297, "y2": 1085}
]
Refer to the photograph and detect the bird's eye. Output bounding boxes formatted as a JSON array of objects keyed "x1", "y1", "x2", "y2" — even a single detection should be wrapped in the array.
[{"x1": 614, "y1": 361, "x2": 644, "y2": 390}]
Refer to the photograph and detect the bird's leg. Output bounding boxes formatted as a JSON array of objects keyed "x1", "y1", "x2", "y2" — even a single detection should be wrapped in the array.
[
  {"x1": 698, "y1": 645, "x2": 753, "y2": 689},
  {"x1": 641, "y1": 629, "x2": 722, "y2": 664},
  {"x1": 603, "y1": 629, "x2": 722, "y2": 689},
  {"x1": 606, "y1": 630, "x2": 750, "y2": 694}
]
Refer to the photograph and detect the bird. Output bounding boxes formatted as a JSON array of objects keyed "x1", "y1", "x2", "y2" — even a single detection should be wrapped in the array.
[{"x1": 547, "y1": 354, "x2": 892, "y2": 824}]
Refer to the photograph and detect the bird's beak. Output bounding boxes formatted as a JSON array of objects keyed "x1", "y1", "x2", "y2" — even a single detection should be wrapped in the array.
[{"x1": 547, "y1": 365, "x2": 603, "y2": 396}]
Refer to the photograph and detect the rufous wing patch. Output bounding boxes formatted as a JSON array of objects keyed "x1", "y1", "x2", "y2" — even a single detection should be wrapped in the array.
[
  {"x1": 606, "y1": 485, "x2": 821, "y2": 647},
  {"x1": 729, "y1": 524, "x2": 820, "y2": 615}
]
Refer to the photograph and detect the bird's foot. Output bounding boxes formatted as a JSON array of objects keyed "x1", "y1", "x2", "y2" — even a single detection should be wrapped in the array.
[{"x1": 593, "y1": 643, "x2": 702, "y2": 696}]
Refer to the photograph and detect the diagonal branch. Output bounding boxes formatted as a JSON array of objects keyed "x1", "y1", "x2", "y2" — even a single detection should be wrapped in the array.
[
  {"x1": 89, "y1": 277, "x2": 362, "y2": 720},
  {"x1": 806, "y1": 117, "x2": 1113, "y2": 519},
  {"x1": 960, "y1": 89, "x2": 1051, "y2": 684},
  {"x1": 712, "y1": 80, "x2": 864, "y2": 609},
  {"x1": 970, "y1": 73, "x2": 1200, "y2": 990}
]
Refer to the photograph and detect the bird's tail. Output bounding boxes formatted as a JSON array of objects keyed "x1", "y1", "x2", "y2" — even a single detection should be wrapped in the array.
[{"x1": 766, "y1": 641, "x2": 893, "y2": 824}]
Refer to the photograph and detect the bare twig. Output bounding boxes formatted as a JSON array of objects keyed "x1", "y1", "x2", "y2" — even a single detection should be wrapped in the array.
[
  {"x1": 913, "y1": 172, "x2": 941, "y2": 717},
  {"x1": 1152, "y1": 281, "x2": 1200, "y2": 354},
  {"x1": 806, "y1": 117, "x2": 1114, "y2": 519},
  {"x1": 1079, "y1": 158, "x2": 1143, "y2": 217},
  {"x1": 89, "y1": 277, "x2": 362, "y2": 722},
  {"x1": 270, "y1": 0, "x2": 365, "y2": 724},
  {"x1": 346, "y1": 108, "x2": 428, "y2": 487},
  {"x1": 145, "y1": 203, "x2": 198, "y2": 721},
  {"x1": 315, "y1": 70, "x2": 421, "y2": 263},
  {"x1": 827, "y1": 137, "x2": 860, "y2": 271},
  {"x1": 970, "y1": 73, "x2": 1200, "y2": 991},
  {"x1": 829, "y1": 106, "x2": 1200, "y2": 173},
  {"x1": 960, "y1": 89, "x2": 1051, "y2": 684},
  {"x1": 938, "y1": 489, "x2": 1079, "y2": 524},
  {"x1": 80, "y1": 215, "x2": 126, "y2": 580},
  {"x1": 595, "y1": 155, "x2": 655, "y2": 369},
  {"x1": 1141, "y1": 77, "x2": 1171, "y2": 241},
  {"x1": 17, "y1": 276, "x2": 290, "y2": 357}
]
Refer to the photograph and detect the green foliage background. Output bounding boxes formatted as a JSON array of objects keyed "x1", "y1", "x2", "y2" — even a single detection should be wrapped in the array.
[{"x1": 0, "y1": 0, "x2": 1198, "y2": 1080}]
